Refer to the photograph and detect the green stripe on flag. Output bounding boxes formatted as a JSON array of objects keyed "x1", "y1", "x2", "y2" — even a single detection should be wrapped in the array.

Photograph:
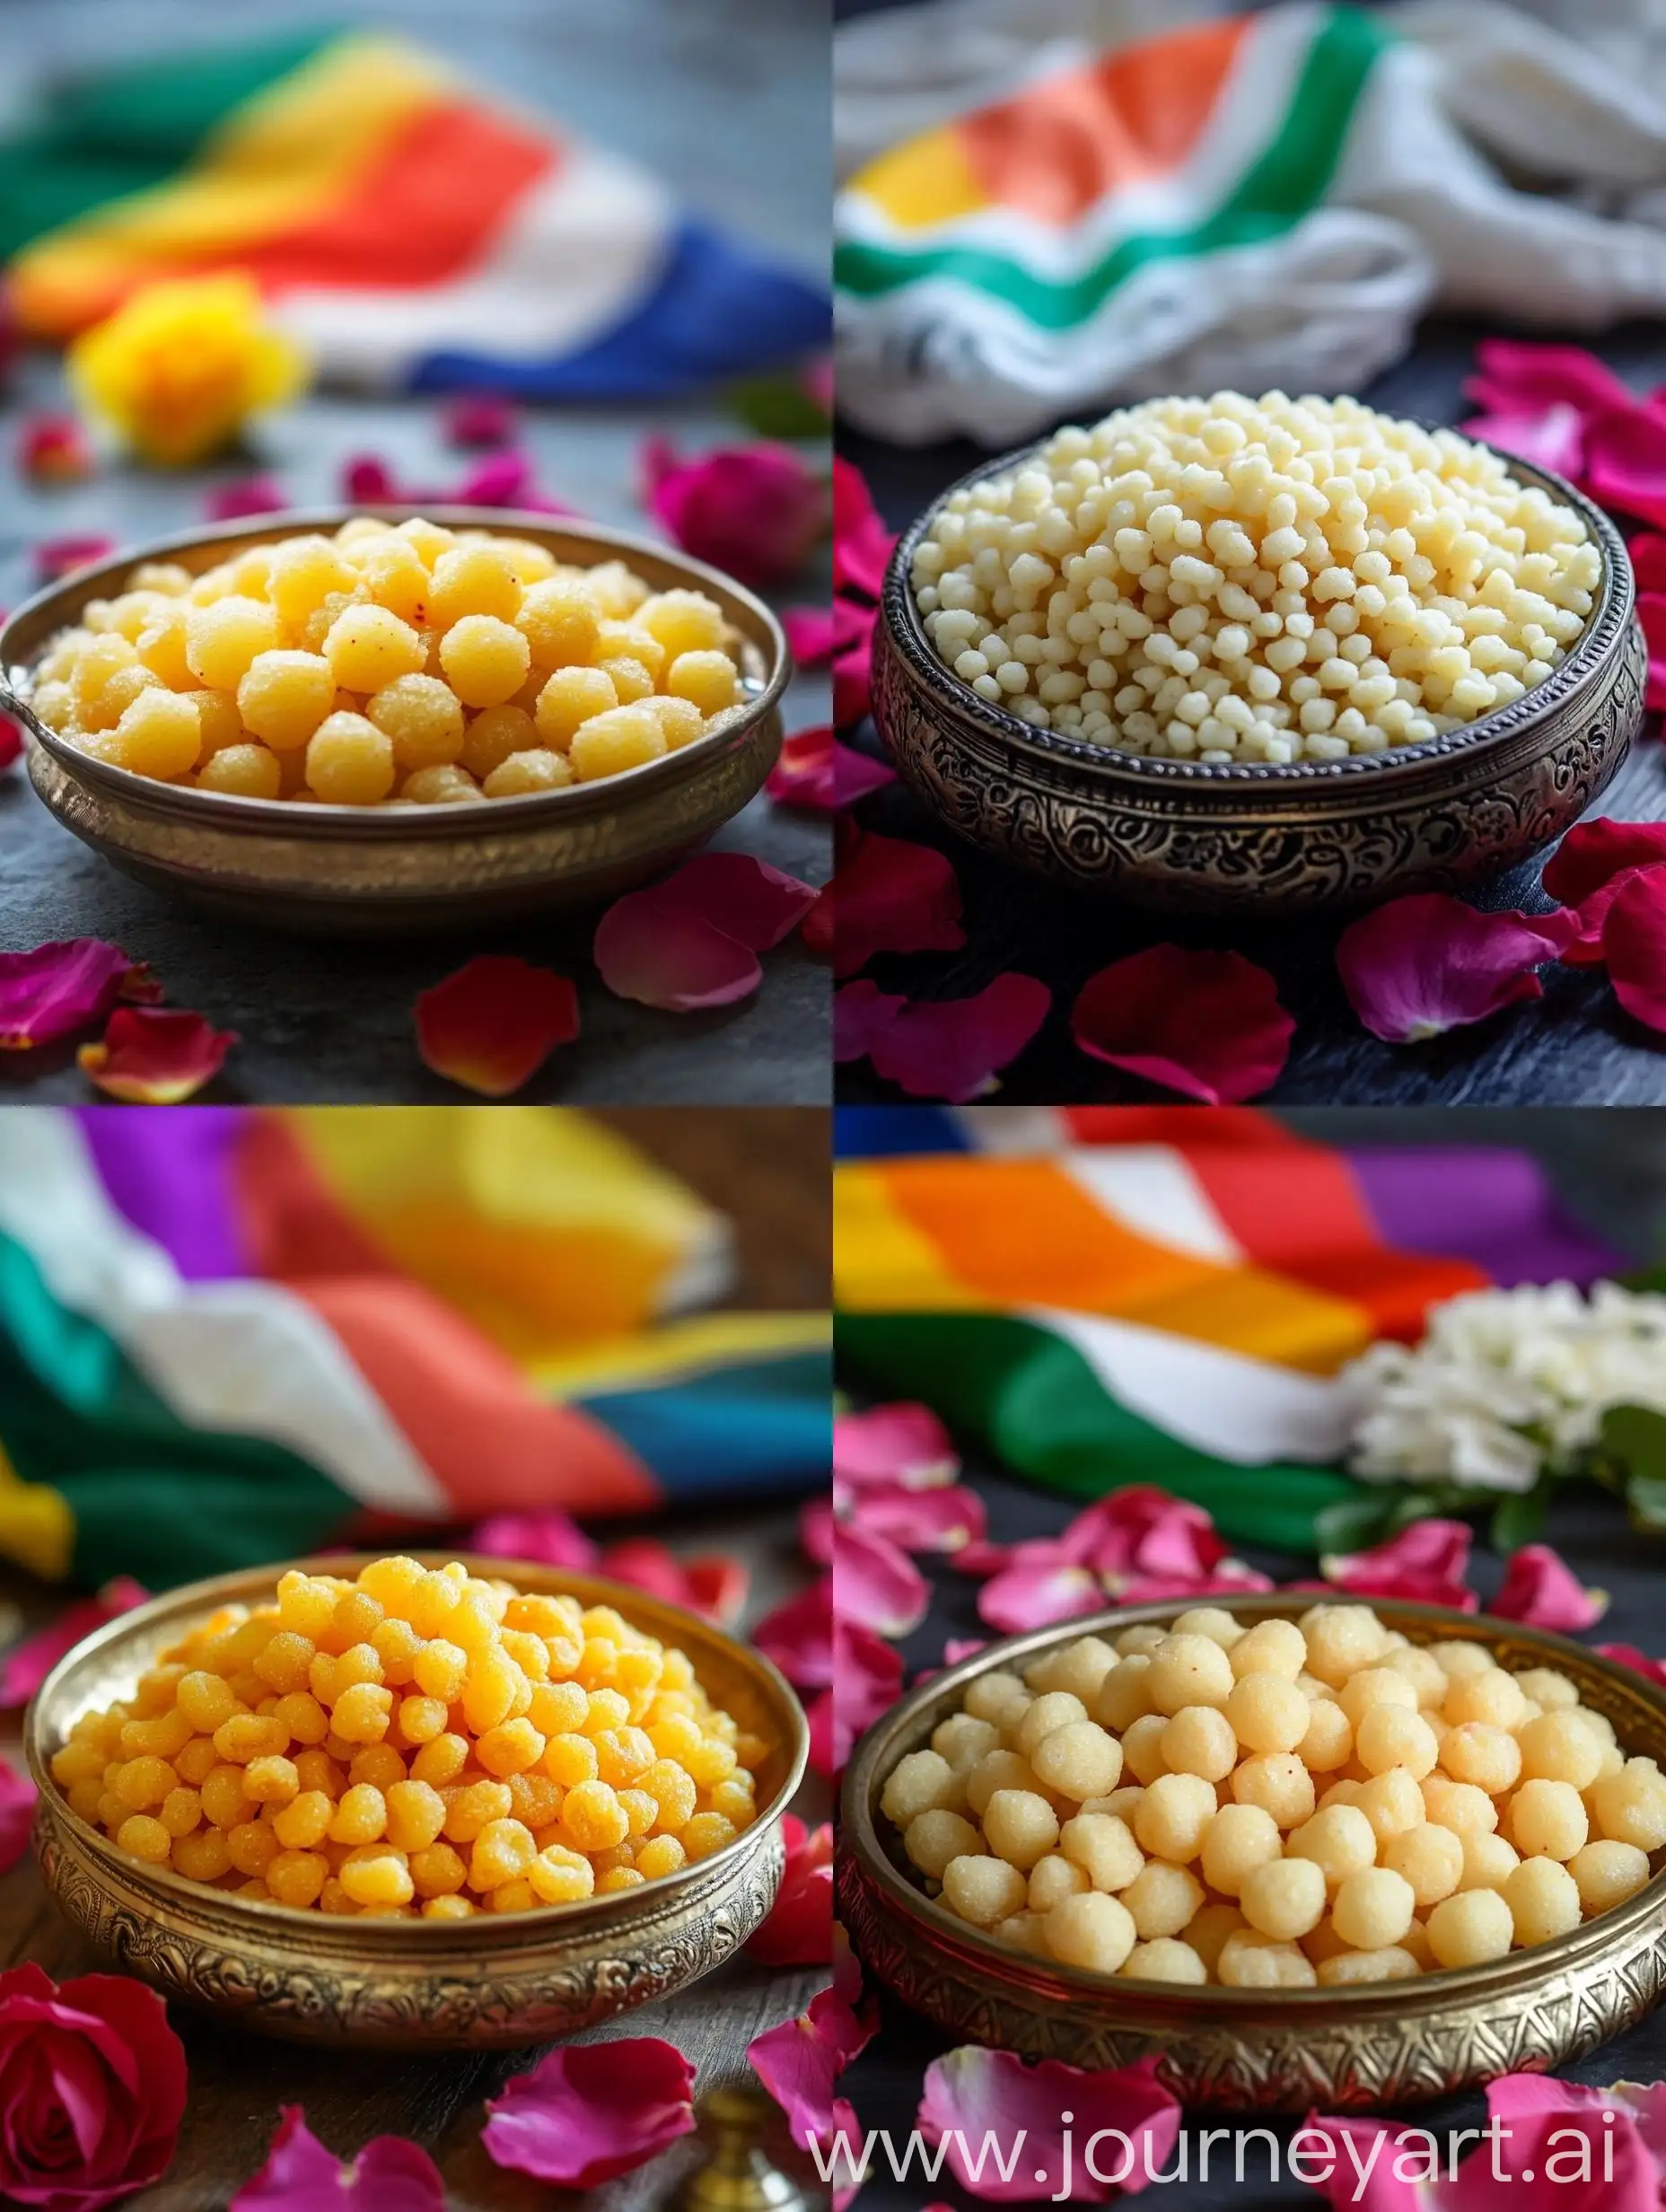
[
  {"x1": 834, "y1": 7, "x2": 1389, "y2": 327},
  {"x1": 837, "y1": 1311, "x2": 1363, "y2": 1556},
  {"x1": 0, "y1": 30, "x2": 339, "y2": 259},
  {"x1": 0, "y1": 1231, "x2": 356, "y2": 1589}
]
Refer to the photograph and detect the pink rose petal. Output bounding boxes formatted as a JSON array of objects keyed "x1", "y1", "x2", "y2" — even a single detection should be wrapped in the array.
[
  {"x1": 230, "y1": 2107, "x2": 445, "y2": 2211},
  {"x1": 340, "y1": 454, "x2": 403, "y2": 504},
  {"x1": 0, "y1": 1579, "x2": 148, "y2": 1707},
  {"x1": 0, "y1": 1759, "x2": 36, "y2": 1874},
  {"x1": 597, "y1": 1536, "x2": 748, "y2": 1626},
  {"x1": 978, "y1": 1559, "x2": 1104, "y2": 1635},
  {"x1": 835, "y1": 973, "x2": 1051, "y2": 1102},
  {"x1": 1597, "y1": 1644, "x2": 1666, "y2": 1689},
  {"x1": 812, "y1": 1616, "x2": 902, "y2": 1777},
  {"x1": 1073, "y1": 945, "x2": 1293, "y2": 1102},
  {"x1": 454, "y1": 449, "x2": 540, "y2": 508},
  {"x1": 35, "y1": 535, "x2": 115, "y2": 584},
  {"x1": 833, "y1": 459, "x2": 896, "y2": 601},
  {"x1": 833, "y1": 1521, "x2": 929, "y2": 1637},
  {"x1": 1460, "y1": 402, "x2": 1586, "y2": 480},
  {"x1": 0, "y1": 940, "x2": 145, "y2": 1050},
  {"x1": 833, "y1": 601, "x2": 876, "y2": 726},
  {"x1": 801, "y1": 1495, "x2": 835, "y2": 1566},
  {"x1": 443, "y1": 393, "x2": 518, "y2": 448},
  {"x1": 1321, "y1": 1519, "x2": 1477, "y2": 1610},
  {"x1": 834, "y1": 1404, "x2": 958, "y2": 1489},
  {"x1": 746, "y1": 1815, "x2": 831, "y2": 1966},
  {"x1": 1583, "y1": 405, "x2": 1666, "y2": 527},
  {"x1": 1630, "y1": 533, "x2": 1666, "y2": 594},
  {"x1": 642, "y1": 436, "x2": 828, "y2": 588},
  {"x1": 1548, "y1": 817, "x2": 1666, "y2": 906},
  {"x1": 1465, "y1": 339, "x2": 1636, "y2": 420},
  {"x1": 1492, "y1": 1543, "x2": 1608, "y2": 1632},
  {"x1": 752, "y1": 1576, "x2": 832, "y2": 1692},
  {"x1": 1603, "y1": 865, "x2": 1666, "y2": 1032},
  {"x1": 918, "y1": 2049, "x2": 1180, "y2": 2202},
  {"x1": 782, "y1": 606, "x2": 837, "y2": 665},
  {"x1": 468, "y1": 1510, "x2": 597, "y2": 1570},
  {"x1": 483, "y1": 2040, "x2": 696, "y2": 2189},
  {"x1": 843, "y1": 1480, "x2": 986, "y2": 1555},
  {"x1": 1337, "y1": 894, "x2": 1576, "y2": 1043},
  {"x1": 749, "y1": 1987, "x2": 874, "y2": 2153},
  {"x1": 765, "y1": 724, "x2": 895, "y2": 812},
  {"x1": 831, "y1": 829, "x2": 965, "y2": 977},
  {"x1": 18, "y1": 413, "x2": 94, "y2": 485},
  {"x1": 204, "y1": 476, "x2": 286, "y2": 522},
  {"x1": 594, "y1": 854, "x2": 820, "y2": 1012}
]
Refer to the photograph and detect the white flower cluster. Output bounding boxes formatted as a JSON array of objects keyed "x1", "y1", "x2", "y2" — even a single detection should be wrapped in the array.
[{"x1": 1341, "y1": 1281, "x2": 1666, "y2": 1494}]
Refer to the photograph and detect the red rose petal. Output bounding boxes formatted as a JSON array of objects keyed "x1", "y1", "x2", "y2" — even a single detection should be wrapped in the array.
[
  {"x1": 834, "y1": 972, "x2": 1049, "y2": 1100},
  {"x1": 469, "y1": 1509, "x2": 598, "y2": 1570},
  {"x1": 746, "y1": 1815, "x2": 832, "y2": 1966},
  {"x1": 1641, "y1": 592, "x2": 1666, "y2": 711},
  {"x1": 596, "y1": 1536, "x2": 749, "y2": 1626},
  {"x1": 766, "y1": 724, "x2": 894, "y2": 811},
  {"x1": 833, "y1": 1522, "x2": 929, "y2": 1637},
  {"x1": 750, "y1": 1987, "x2": 874, "y2": 2154},
  {"x1": 77, "y1": 1006, "x2": 235, "y2": 1103},
  {"x1": 642, "y1": 437, "x2": 828, "y2": 588},
  {"x1": 0, "y1": 1579, "x2": 148, "y2": 1707},
  {"x1": 832, "y1": 609, "x2": 875, "y2": 727},
  {"x1": 18, "y1": 414, "x2": 93, "y2": 485},
  {"x1": 833, "y1": 458, "x2": 896, "y2": 601},
  {"x1": 231, "y1": 2106, "x2": 446, "y2": 2211},
  {"x1": 1073, "y1": 944, "x2": 1293, "y2": 1101},
  {"x1": 1544, "y1": 817, "x2": 1666, "y2": 906},
  {"x1": 1492, "y1": 1544, "x2": 1608, "y2": 1632},
  {"x1": 1321, "y1": 1519, "x2": 1478, "y2": 1609},
  {"x1": 1602, "y1": 865, "x2": 1666, "y2": 1031},
  {"x1": 831, "y1": 829, "x2": 964, "y2": 977},
  {"x1": 1337, "y1": 894, "x2": 1576, "y2": 1043},
  {"x1": 752, "y1": 1576, "x2": 832, "y2": 1692},
  {"x1": 35, "y1": 535, "x2": 115, "y2": 584},
  {"x1": 594, "y1": 854, "x2": 820, "y2": 1012},
  {"x1": 0, "y1": 1759, "x2": 36, "y2": 1875},
  {"x1": 0, "y1": 717, "x2": 19, "y2": 771},
  {"x1": 918, "y1": 2049, "x2": 1180, "y2": 2203},
  {"x1": 483, "y1": 2040, "x2": 696, "y2": 2189},
  {"x1": 1631, "y1": 533, "x2": 1666, "y2": 594},
  {"x1": 414, "y1": 955, "x2": 578, "y2": 1097},
  {"x1": 0, "y1": 939, "x2": 140, "y2": 1049},
  {"x1": 811, "y1": 1615, "x2": 903, "y2": 1777},
  {"x1": 782, "y1": 606, "x2": 837, "y2": 665}
]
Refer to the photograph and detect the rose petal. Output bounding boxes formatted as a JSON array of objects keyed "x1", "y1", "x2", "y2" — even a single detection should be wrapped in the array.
[
  {"x1": 1603, "y1": 865, "x2": 1666, "y2": 1032},
  {"x1": 1321, "y1": 1519, "x2": 1477, "y2": 1609},
  {"x1": 918, "y1": 2048, "x2": 1180, "y2": 2203},
  {"x1": 1597, "y1": 1644, "x2": 1666, "y2": 1689},
  {"x1": 812, "y1": 1616, "x2": 902, "y2": 1777},
  {"x1": 1492, "y1": 1544, "x2": 1608, "y2": 1632},
  {"x1": 468, "y1": 1510, "x2": 597, "y2": 1571},
  {"x1": 800, "y1": 1496, "x2": 834, "y2": 1567},
  {"x1": 596, "y1": 1536, "x2": 749, "y2": 1626},
  {"x1": 204, "y1": 476, "x2": 286, "y2": 522},
  {"x1": 1583, "y1": 405, "x2": 1666, "y2": 527},
  {"x1": 746, "y1": 1815, "x2": 832, "y2": 1966},
  {"x1": 414, "y1": 955, "x2": 578, "y2": 1097},
  {"x1": 1641, "y1": 591, "x2": 1666, "y2": 712},
  {"x1": 231, "y1": 2106, "x2": 446, "y2": 2212},
  {"x1": 782, "y1": 607, "x2": 837, "y2": 665},
  {"x1": 844, "y1": 1481, "x2": 986, "y2": 1555},
  {"x1": 35, "y1": 535, "x2": 114, "y2": 583},
  {"x1": 0, "y1": 1759, "x2": 36, "y2": 1875},
  {"x1": 833, "y1": 1522, "x2": 929, "y2": 1637},
  {"x1": 801, "y1": 885, "x2": 834, "y2": 959},
  {"x1": 834, "y1": 973, "x2": 1049, "y2": 1101},
  {"x1": 752, "y1": 1576, "x2": 832, "y2": 1691},
  {"x1": 0, "y1": 718, "x2": 19, "y2": 772},
  {"x1": 1466, "y1": 339, "x2": 1636, "y2": 420},
  {"x1": 642, "y1": 437, "x2": 828, "y2": 588},
  {"x1": 453, "y1": 449, "x2": 539, "y2": 509},
  {"x1": 18, "y1": 414, "x2": 94, "y2": 485},
  {"x1": 749, "y1": 1987, "x2": 873, "y2": 2152},
  {"x1": 834, "y1": 1405, "x2": 959, "y2": 1490},
  {"x1": 978, "y1": 1559, "x2": 1105, "y2": 1635},
  {"x1": 0, "y1": 1580, "x2": 148, "y2": 1707},
  {"x1": 1545, "y1": 817, "x2": 1666, "y2": 908},
  {"x1": 594, "y1": 855, "x2": 820, "y2": 1012},
  {"x1": 833, "y1": 601, "x2": 876, "y2": 727},
  {"x1": 833, "y1": 459, "x2": 896, "y2": 601},
  {"x1": 1073, "y1": 945, "x2": 1293, "y2": 1102},
  {"x1": 340, "y1": 454, "x2": 403, "y2": 504},
  {"x1": 830, "y1": 829, "x2": 964, "y2": 978},
  {"x1": 1337, "y1": 894, "x2": 1576, "y2": 1043},
  {"x1": 766, "y1": 724, "x2": 893, "y2": 812},
  {"x1": 443, "y1": 394, "x2": 518, "y2": 448},
  {"x1": 1460, "y1": 402, "x2": 1586, "y2": 480},
  {"x1": 0, "y1": 940, "x2": 141, "y2": 1050},
  {"x1": 1630, "y1": 533, "x2": 1666, "y2": 595},
  {"x1": 483, "y1": 2041, "x2": 696, "y2": 2188},
  {"x1": 77, "y1": 1007, "x2": 235, "y2": 1103}
]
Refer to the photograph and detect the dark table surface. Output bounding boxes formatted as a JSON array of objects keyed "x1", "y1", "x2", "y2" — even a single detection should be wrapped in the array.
[
  {"x1": 836, "y1": 1110, "x2": 1666, "y2": 2208},
  {"x1": 836, "y1": 318, "x2": 1666, "y2": 1108},
  {"x1": 0, "y1": 0, "x2": 832, "y2": 1108}
]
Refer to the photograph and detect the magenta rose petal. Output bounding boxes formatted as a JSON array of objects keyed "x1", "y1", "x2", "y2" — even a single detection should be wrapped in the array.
[
  {"x1": 812, "y1": 1617, "x2": 902, "y2": 1777},
  {"x1": 594, "y1": 890, "x2": 763, "y2": 1010},
  {"x1": 468, "y1": 1509, "x2": 597, "y2": 1570},
  {"x1": 483, "y1": 2040, "x2": 696, "y2": 2189},
  {"x1": 1597, "y1": 1644, "x2": 1666, "y2": 1688},
  {"x1": 1583, "y1": 405, "x2": 1666, "y2": 526},
  {"x1": 1491, "y1": 1543, "x2": 1608, "y2": 1631},
  {"x1": 837, "y1": 973, "x2": 1050, "y2": 1101},
  {"x1": 846, "y1": 1480, "x2": 986, "y2": 1555},
  {"x1": 0, "y1": 1578, "x2": 148, "y2": 1707},
  {"x1": 340, "y1": 453, "x2": 403, "y2": 503},
  {"x1": 832, "y1": 459, "x2": 897, "y2": 600},
  {"x1": 1465, "y1": 339, "x2": 1635, "y2": 418},
  {"x1": 749, "y1": 1988, "x2": 873, "y2": 2153},
  {"x1": 1603, "y1": 865, "x2": 1666, "y2": 1032},
  {"x1": 833, "y1": 1522, "x2": 929, "y2": 1637},
  {"x1": 642, "y1": 437, "x2": 828, "y2": 587},
  {"x1": 0, "y1": 940, "x2": 145, "y2": 1051},
  {"x1": 1631, "y1": 533, "x2": 1666, "y2": 594},
  {"x1": 204, "y1": 476, "x2": 286, "y2": 522},
  {"x1": 443, "y1": 393, "x2": 518, "y2": 448},
  {"x1": 1336, "y1": 894, "x2": 1577, "y2": 1043},
  {"x1": 35, "y1": 535, "x2": 115, "y2": 584},
  {"x1": 1320, "y1": 1519, "x2": 1478, "y2": 1609},
  {"x1": 664, "y1": 852, "x2": 820, "y2": 950},
  {"x1": 1640, "y1": 592, "x2": 1666, "y2": 710},
  {"x1": 453, "y1": 449, "x2": 539, "y2": 508},
  {"x1": 1545, "y1": 817, "x2": 1666, "y2": 906},
  {"x1": 1073, "y1": 945, "x2": 1293, "y2": 1102},
  {"x1": 231, "y1": 2106, "x2": 446, "y2": 2211},
  {"x1": 752, "y1": 1576, "x2": 832, "y2": 1691},
  {"x1": 0, "y1": 1759, "x2": 35, "y2": 1874},
  {"x1": 745, "y1": 1816, "x2": 832, "y2": 1965},
  {"x1": 831, "y1": 830, "x2": 964, "y2": 977},
  {"x1": 918, "y1": 2048, "x2": 1180, "y2": 2203},
  {"x1": 782, "y1": 605, "x2": 837, "y2": 664}
]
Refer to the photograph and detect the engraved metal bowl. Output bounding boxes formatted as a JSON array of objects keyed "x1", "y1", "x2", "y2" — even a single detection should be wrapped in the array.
[
  {"x1": 26, "y1": 1555, "x2": 808, "y2": 2050},
  {"x1": 872, "y1": 443, "x2": 1644, "y2": 913},
  {"x1": 0, "y1": 511, "x2": 789, "y2": 936},
  {"x1": 838, "y1": 1594, "x2": 1666, "y2": 2110}
]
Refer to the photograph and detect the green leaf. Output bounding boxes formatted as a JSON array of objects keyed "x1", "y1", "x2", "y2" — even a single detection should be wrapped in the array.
[
  {"x1": 726, "y1": 373, "x2": 830, "y2": 441},
  {"x1": 1600, "y1": 1402, "x2": 1666, "y2": 1485},
  {"x1": 1489, "y1": 1485, "x2": 1548, "y2": 1554},
  {"x1": 1627, "y1": 1472, "x2": 1666, "y2": 1532},
  {"x1": 1312, "y1": 1490, "x2": 1404, "y2": 1556},
  {"x1": 1621, "y1": 1262, "x2": 1666, "y2": 1295}
]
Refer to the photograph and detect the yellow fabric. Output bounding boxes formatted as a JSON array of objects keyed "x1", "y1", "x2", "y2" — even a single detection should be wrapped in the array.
[
  {"x1": 0, "y1": 1434, "x2": 75, "y2": 1581},
  {"x1": 833, "y1": 1163, "x2": 990, "y2": 1312},
  {"x1": 530, "y1": 1311, "x2": 831, "y2": 1397},
  {"x1": 854, "y1": 126, "x2": 989, "y2": 229}
]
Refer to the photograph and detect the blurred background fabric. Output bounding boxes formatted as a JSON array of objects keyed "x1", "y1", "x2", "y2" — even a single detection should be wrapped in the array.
[
  {"x1": 0, "y1": 1107, "x2": 830, "y2": 1589},
  {"x1": 834, "y1": 0, "x2": 1666, "y2": 442}
]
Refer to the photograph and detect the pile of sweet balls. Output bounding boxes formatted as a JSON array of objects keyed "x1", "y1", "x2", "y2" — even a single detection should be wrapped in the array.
[
  {"x1": 31, "y1": 519, "x2": 748, "y2": 803},
  {"x1": 50, "y1": 1557, "x2": 765, "y2": 1916},
  {"x1": 910, "y1": 393, "x2": 1600, "y2": 765},
  {"x1": 879, "y1": 1603, "x2": 1665, "y2": 1986}
]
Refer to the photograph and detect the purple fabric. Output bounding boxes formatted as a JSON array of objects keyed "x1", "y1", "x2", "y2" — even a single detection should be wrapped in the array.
[
  {"x1": 1346, "y1": 1147, "x2": 1625, "y2": 1289},
  {"x1": 73, "y1": 1108, "x2": 250, "y2": 1281}
]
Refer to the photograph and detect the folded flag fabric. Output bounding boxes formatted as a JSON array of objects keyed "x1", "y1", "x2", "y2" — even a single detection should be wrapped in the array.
[
  {"x1": 0, "y1": 1107, "x2": 829, "y2": 1590},
  {"x1": 0, "y1": 30, "x2": 829, "y2": 397},
  {"x1": 834, "y1": 0, "x2": 1666, "y2": 443},
  {"x1": 834, "y1": 1108, "x2": 1624, "y2": 1549}
]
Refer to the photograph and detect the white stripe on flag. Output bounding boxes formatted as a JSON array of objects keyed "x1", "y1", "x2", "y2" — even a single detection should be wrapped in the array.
[
  {"x1": 1023, "y1": 1304, "x2": 1350, "y2": 1465},
  {"x1": 947, "y1": 1107, "x2": 1073, "y2": 1154},
  {"x1": 0, "y1": 1110, "x2": 447, "y2": 1517},
  {"x1": 1060, "y1": 1146, "x2": 1244, "y2": 1266}
]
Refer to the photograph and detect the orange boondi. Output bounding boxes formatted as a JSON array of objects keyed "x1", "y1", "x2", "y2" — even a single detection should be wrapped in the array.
[{"x1": 50, "y1": 1558, "x2": 767, "y2": 1918}]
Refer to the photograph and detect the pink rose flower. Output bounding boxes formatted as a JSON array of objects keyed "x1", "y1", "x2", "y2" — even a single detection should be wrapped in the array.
[
  {"x1": 0, "y1": 1963, "x2": 188, "y2": 2210},
  {"x1": 640, "y1": 436, "x2": 829, "y2": 587}
]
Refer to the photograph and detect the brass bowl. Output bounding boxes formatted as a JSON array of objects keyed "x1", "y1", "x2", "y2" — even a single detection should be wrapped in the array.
[
  {"x1": 872, "y1": 443, "x2": 1644, "y2": 913},
  {"x1": 27, "y1": 1555, "x2": 809, "y2": 2050},
  {"x1": 838, "y1": 1594, "x2": 1666, "y2": 2110},
  {"x1": 0, "y1": 510, "x2": 789, "y2": 936}
]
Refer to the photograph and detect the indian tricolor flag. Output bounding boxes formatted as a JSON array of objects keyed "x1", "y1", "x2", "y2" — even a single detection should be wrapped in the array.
[
  {"x1": 834, "y1": 4, "x2": 1400, "y2": 443},
  {"x1": 0, "y1": 31, "x2": 828, "y2": 395},
  {"x1": 0, "y1": 1109, "x2": 829, "y2": 1591},
  {"x1": 834, "y1": 1110, "x2": 1623, "y2": 1551}
]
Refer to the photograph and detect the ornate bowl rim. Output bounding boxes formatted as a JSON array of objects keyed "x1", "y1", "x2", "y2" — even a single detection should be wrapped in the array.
[
  {"x1": 0, "y1": 507, "x2": 790, "y2": 836},
  {"x1": 28, "y1": 1551, "x2": 810, "y2": 1946},
  {"x1": 842, "y1": 1593, "x2": 1666, "y2": 2014},
  {"x1": 881, "y1": 429, "x2": 1634, "y2": 790}
]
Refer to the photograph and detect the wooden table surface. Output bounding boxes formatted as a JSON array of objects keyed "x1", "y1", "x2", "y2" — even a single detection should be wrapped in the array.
[
  {"x1": 0, "y1": 0, "x2": 832, "y2": 1108},
  {"x1": 0, "y1": 1102, "x2": 832, "y2": 2208},
  {"x1": 836, "y1": 317, "x2": 1666, "y2": 1107}
]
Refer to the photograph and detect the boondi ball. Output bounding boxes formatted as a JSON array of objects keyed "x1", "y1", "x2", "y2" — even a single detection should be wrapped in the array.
[
  {"x1": 880, "y1": 1600, "x2": 1662, "y2": 1986},
  {"x1": 53, "y1": 1557, "x2": 762, "y2": 1917},
  {"x1": 37, "y1": 522, "x2": 746, "y2": 805}
]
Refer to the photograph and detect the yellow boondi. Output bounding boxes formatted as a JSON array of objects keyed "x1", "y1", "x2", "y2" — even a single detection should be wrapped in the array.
[{"x1": 51, "y1": 1557, "x2": 766, "y2": 1918}]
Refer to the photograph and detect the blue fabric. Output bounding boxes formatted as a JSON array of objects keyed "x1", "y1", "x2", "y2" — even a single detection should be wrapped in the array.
[
  {"x1": 835, "y1": 1108, "x2": 967, "y2": 1158},
  {"x1": 578, "y1": 1350, "x2": 831, "y2": 1497}
]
